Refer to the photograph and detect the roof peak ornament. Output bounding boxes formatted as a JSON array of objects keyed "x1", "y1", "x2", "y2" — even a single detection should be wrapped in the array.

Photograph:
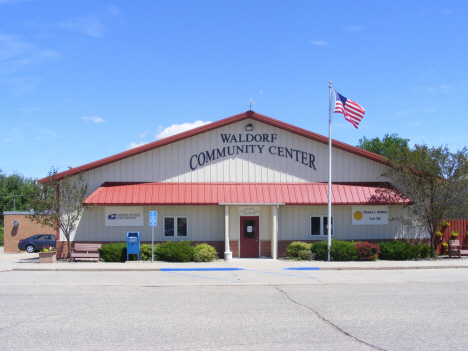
[{"x1": 247, "y1": 98, "x2": 255, "y2": 111}]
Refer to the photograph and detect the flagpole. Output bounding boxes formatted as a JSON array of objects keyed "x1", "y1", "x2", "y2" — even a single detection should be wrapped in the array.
[{"x1": 328, "y1": 82, "x2": 333, "y2": 262}]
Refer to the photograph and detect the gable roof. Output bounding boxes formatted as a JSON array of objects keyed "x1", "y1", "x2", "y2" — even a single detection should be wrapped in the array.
[{"x1": 38, "y1": 110, "x2": 386, "y2": 183}]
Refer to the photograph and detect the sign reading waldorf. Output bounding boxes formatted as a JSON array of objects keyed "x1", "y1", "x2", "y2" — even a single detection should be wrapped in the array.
[
  {"x1": 105, "y1": 207, "x2": 144, "y2": 226},
  {"x1": 189, "y1": 133, "x2": 317, "y2": 171},
  {"x1": 352, "y1": 206, "x2": 388, "y2": 225}
]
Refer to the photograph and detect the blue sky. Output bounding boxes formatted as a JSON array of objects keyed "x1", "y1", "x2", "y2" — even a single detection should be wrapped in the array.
[{"x1": 1, "y1": 0, "x2": 466, "y2": 179}]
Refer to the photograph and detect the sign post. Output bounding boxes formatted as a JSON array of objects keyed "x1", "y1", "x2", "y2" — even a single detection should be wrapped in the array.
[{"x1": 149, "y1": 211, "x2": 157, "y2": 263}]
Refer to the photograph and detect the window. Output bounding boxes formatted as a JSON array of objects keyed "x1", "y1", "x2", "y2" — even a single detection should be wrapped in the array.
[
  {"x1": 164, "y1": 217, "x2": 188, "y2": 238},
  {"x1": 310, "y1": 216, "x2": 333, "y2": 237}
]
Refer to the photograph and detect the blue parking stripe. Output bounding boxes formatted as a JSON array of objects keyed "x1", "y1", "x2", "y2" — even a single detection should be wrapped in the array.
[{"x1": 160, "y1": 268, "x2": 244, "y2": 272}]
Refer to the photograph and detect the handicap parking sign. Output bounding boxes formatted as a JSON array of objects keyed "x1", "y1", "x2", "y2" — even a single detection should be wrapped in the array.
[{"x1": 149, "y1": 211, "x2": 157, "y2": 226}]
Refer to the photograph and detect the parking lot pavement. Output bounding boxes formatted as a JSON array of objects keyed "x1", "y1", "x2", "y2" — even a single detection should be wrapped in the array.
[{"x1": 1, "y1": 268, "x2": 468, "y2": 351}]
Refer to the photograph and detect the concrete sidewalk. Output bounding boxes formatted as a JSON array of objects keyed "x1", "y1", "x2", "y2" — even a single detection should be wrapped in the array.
[{"x1": 1, "y1": 249, "x2": 467, "y2": 272}]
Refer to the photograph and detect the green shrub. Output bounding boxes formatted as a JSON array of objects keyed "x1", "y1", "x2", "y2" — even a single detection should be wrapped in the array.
[
  {"x1": 330, "y1": 240, "x2": 357, "y2": 261},
  {"x1": 355, "y1": 242, "x2": 380, "y2": 261},
  {"x1": 377, "y1": 241, "x2": 417, "y2": 260},
  {"x1": 310, "y1": 241, "x2": 329, "y2": 261},
  {"x1": 0, "y1": 227, "x2": 4, "y2": 246},
  {"x1": 286, "y1": 241, "x2": 314, "y2": 260},
  {"x1": 311, "y1": 240, "x2": 357, "y2": 261},
  {"x1": 154, "y1": 241, "x2": 195, "y2": 262},
  {"x1": 413, "y1": 243, "x2": 431, "y2": 258},
  {"x1": 193, "y1": 243, "x2": 218, "y2": 262},
  {"x1": 296, "y1": 249, "x2": 314, "y2": 261},
  {"x1": 100, "y1": 243, "x2": 127, "y2": 262},
  {"x1": 140, "y1": 243, "x2": 153, "y2": 261}
]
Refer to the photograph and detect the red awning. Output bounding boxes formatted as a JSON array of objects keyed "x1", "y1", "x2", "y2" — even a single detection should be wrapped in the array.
[{"x1": 84, "y1": 182, "x2": 411, "y2": 206}]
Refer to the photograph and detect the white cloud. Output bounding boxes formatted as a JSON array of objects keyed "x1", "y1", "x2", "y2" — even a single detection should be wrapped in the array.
[
  {"x1": 345, "y1": 26, "x2": 365, "y2": 32},
  {"x1": 105, "y1": 6, "x2": 123, "y2": 18},
  {"x1": 311, "y1": 40, "x2": 327, "y2": 46},
  {"x1": 58, "y1": 15, "x2": 105, "y2": 37},
  {"x1": 19, "y1": 107, "x2": 39, "y2": 112},
  {"x1": 259, "y1": 90, "x2": 263, "y2": 95},
  {"x1": 0, "y1": 0, "x2": 33, "y2": 3},
  {"x1": 1, "y1": 76, "x2": 39, "y2": 94},
  {"x1": 34, "y1": 129, "x2": 62, "y2": 141},
  {"x1": 156, "y1": 120, "x2": 212, "y2": 140},
  {"x1": 0, "y1": 33, "x2": 60, "y2": 75},
  {"x1": 83, "y1": 116, "x2": 105, "y2": 123},
  {"x1": 139, "y1": 130, "x2": 150, "y2": 138},
  {"x1": 417, "y1": 85, "x2": 452, "y2": 93},
  {"x1": 127, "y1": 141, "x2": 148, "y2": 150}
]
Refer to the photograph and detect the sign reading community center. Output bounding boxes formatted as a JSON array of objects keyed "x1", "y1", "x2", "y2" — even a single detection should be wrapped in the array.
[
  {"x1": 105, "y1": 207, "x2": 144, "y2": 226},
  {"x1": 352, "y1": 206, "x2": 388, "y2": 225},
  {"x1": 189, "y1": 133, "x2": 317, "y2": 171}
]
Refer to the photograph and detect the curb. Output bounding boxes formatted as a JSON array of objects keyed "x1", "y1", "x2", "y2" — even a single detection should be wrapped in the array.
[{"x1": 6, "y1": 265, "x2": 468, "y2": 272}]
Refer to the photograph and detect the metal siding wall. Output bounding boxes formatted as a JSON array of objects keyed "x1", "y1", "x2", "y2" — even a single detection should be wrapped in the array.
[
  {"x1": 278, "y1": 205, "x2": 426, "y2": 241},
  {"x1": 72, "y1": 206, "x2": 224, "y2": 243},
  {"x1": 78, "y1": 118, "x2": 389, "y2": 185}
]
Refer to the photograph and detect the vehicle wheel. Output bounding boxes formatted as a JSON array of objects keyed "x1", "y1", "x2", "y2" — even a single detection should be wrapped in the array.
[{"x1": 26, "y1": 245, "x2": 35, "y2": 253}]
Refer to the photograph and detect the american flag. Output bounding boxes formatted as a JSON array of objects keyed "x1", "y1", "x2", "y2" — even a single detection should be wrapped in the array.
[{"x1": 333, "y1": 89, "x2": 366, "y2": 129}]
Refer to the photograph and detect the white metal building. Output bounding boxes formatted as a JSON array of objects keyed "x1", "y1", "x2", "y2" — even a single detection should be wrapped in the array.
[{"x1": 42, "y1": 111, "x2": 419, "y2": 259}]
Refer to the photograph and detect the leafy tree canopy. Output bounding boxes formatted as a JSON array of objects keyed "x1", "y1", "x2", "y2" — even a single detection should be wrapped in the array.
[
  {"x1": 0, "y1": 170, "x2": 36, "y2": 227},
  {"x1": 28, "y1": 168, "x2": 91, "y2": 259},
  {"x1": 377, "y1": 145, "x2": 468, "y2": 257},
  {"x1": 357, "y1": 133, "x2": 410, "y2": 158}
]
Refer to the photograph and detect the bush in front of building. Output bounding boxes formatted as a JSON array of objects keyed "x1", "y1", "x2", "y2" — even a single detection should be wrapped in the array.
[
  {"x1": 0, "y1": 227, "x2": 3, "y2": 246},
  {"x1": 311, "y1": 240, "x2": 357, "y2": 261},
  {"x1": 310, "y1": 240, "x2": 328, "y2": 261},
  {"x1": 154, "y1": 241, "x2": 195, "y2": 262},
  {"x1": 330, "y1": 240, "x2": 358, "y2": 261},
  {"x1": 100, "y1": 243, "x2": 127, "y2": 262},
  {"x1": 286, "y1": 241, "x2": 314, "y2": 260},
  {"x1": 413, "y1": 243, "x2": 431, "y2": 258},
  {"x1": 193, "y1": 243, "x2": 218, "y2": 262},
  {"x1": 354, "y1": 242, "x2": 380, "y2": 261},
  {"x1": 140, "y1": 243, "x2": 153, "y2": 261},
  {"x1": 376, "y1": 241, "x2": 425, "y2": 260}
]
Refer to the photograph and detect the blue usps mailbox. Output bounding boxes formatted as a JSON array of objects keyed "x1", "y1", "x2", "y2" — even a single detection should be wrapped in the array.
[{"x1": 127, "y1": 232, "x2": 140, "y2": 261}]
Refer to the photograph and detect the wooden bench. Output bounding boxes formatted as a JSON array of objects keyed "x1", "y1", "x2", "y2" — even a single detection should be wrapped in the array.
[
  {"x1": 70, "y1": 243, "x2": 102, "y2": 262},
  {"x1": 448, "y1": 240, "x2": 468, "y2": 258}
]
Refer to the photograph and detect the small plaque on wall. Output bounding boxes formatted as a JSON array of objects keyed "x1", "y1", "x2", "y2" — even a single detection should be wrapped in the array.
[
  {"x1": 352, "y1": 206, "x2": 388, "y2": 225},
  {"x1": 239, "y1": 207, "x2": 260, "y2": 216},
  {"x1": 105, "y1": 207, "x2": 144, "y2": 226}
]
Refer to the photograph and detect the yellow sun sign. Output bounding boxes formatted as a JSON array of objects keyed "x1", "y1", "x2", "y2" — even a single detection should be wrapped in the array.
[{"x1": 353, "y1": 211, "x2": 363, "y2": 221}]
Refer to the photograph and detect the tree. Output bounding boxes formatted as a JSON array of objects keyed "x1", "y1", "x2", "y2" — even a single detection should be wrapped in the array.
[
  {"x1": 357, "y1": 133, "x2": 410, "y2": 157},
  {"x1": 0, "y1": 169, "x2": 36, "y2": 232},
  {"x1": 28, "y1": 168, "x2": 91, "y2": 260},
  {"x1": 376, "y1": 145, "x2": 468, "y2": 257}
]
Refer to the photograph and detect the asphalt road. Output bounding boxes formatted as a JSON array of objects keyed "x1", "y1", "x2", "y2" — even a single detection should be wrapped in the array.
[{"x1": 1, "y1": 269, "x2": 467, "y2": 351}]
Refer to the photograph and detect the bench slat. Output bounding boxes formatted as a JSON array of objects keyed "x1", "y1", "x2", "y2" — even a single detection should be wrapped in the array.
[
  {"x1": 70, "y1": 243, "x2": 102, "y2": 262},
  {"x1": 70, "y1": 253, "x2": 100, "y2": 258}
]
